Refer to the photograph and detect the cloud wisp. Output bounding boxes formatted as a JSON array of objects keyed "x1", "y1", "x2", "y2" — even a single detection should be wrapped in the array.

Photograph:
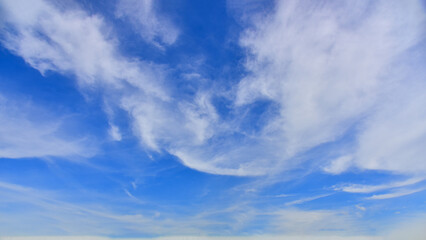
[
  {"x1": 0, "y1": 95, "x2": 94, "y2": 159},
  {"x1": 334, "y1": 177, "x2": 425, "y2": 194},
  {"x1": 237, "y1": 0, "x2": 426, "y2": 175},
  {"x1": 366, "y1": 187, "x2": 426, "y2": 200},
  {"x1": 115, "y1": 0, "x2": 180, "y2": 48}
]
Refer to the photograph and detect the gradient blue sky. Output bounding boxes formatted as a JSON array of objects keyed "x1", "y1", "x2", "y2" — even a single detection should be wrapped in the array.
[{"x1": 0, "y1": 0, "x2": 426, "y2": 239}]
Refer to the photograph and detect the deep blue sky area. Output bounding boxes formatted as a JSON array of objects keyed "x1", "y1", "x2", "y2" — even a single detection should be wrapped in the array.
[{"x1": 0, "y1": 0, "x2": 426, "y2": 239}]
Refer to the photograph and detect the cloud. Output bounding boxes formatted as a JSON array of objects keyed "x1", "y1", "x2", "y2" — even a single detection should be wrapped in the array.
[
  {"x1": 354, "y1": 80, "x2": 426, "y2": 174},
  {"x1": 271, "y1": 209, "x2": 360, "y2": 235},
  {"x1": 167, "y1": 0, "x2": 424, "y2": 176},
  {"x1": 0, "y1": 180, "x2": 218, "y2": 236},
  {"x1": 108, "y1": 124, "x2": 122, "y2": 141},
  {"x1": 386, "y1": 215, "x2": 426, "y2": 240},
  {"x1": 0, "y1": 182, "x2": 378, "y2": 237},
  {"x1": 1, "y1": 0, "x2": 425, "y2": 179},
  {"x1": 0, "y1": 0, "x2": 174, "y2": 152},
  {"x1": 0, "y1": 0, "x2": 218, "y2": 175},
  {"x1": 235, "y1": 0, "x2": 426, "y2": 175},
  {"x1": 115, "y1": 0, "x2": 179, "y2": 47},
  {"x1": 323, "y1": 155, "x2": 353, "y2": 175},
  {"x1": 284, "y1": 194, "x2": 331, "y2": 206},
  {"x1": 0, "y1": 0, "x2": 166, "y2": 98},
  {"x1": 366, "y1": 188, "x2": 426, "y2": 200},
  {"x1": 0, "y1": 180, "x2": 373, "y2": 237},
  {"x1": 0, "y1": 95, "x2": 94, "y2": 159},
  {"x1": 334, "y1": 177, "x2": 425, "y2": 193}
]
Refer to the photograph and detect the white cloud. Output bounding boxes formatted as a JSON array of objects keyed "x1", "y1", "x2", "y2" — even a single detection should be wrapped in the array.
[
  {"x1": 0, "y1": 0, "x2": 174, "y2": 152},
  {"x1": 334, "y1": 177, "x2": 425, "y2": 193},
  {"x1": 366, "y1": 188, "x2": 425, "y2": 200},
  {"x1": 108, "y1": 124, "x2": 122, "y2": 141},
  {"x1": 0, "y1": 0, "x2": 216, "y2": 174},
  {"x1": 354, "y1": 81, "x2": 426, "y2": 174},
  {"x1": 0, "y1": 0, "x2": 166, "y2": 98},
  {"x1": 235, "y1": 0, "x2": 426, "y2": 175},
  {"x1": 115, "y1": 0, "x2": 179, "y2": 47},
  {"x1": 284, "y1": 194, "x2": 331, "y2": 206},
  {"x1": 355, "y1": 205, "x2": 366, "y2": 211},
  {"x1": 0, "y1": 95, "x2": 94, "y2": 159},
  {"x1": 323, "y1": 155, "x2": 354, "y2": 175},
  {"x1": 0, "y1": 181, "x2": 218, "y2": 236},
  {"x1": 1, "y1": 0, "x2": 425, "y2": 178},
  {"x1": 2, "y1": 181, "x2": 419, "y2": 239},
  {"x1": 1, "y1": 181, "x2": 375, "y2": 237}
]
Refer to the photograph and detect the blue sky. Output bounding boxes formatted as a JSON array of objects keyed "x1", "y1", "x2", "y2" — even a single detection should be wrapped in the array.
[{"x1": 0, "y1": 0, "x2": 426, "y2": 239}]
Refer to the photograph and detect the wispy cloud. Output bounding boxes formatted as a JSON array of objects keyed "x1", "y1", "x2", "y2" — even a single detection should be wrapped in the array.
[
  {"x1": 235, "y1": 0, "x2": 426, "y2": 176},
  {"x1": 366, "y1": 188, "x2": 426, "y2": 200},
  {"x1": 0, "y1": 0, "x2": 166, "y2": 98},
  {"x1": 0, "y1": 95, "x2": 95, "y2": 159},
  {"x1": 284, "y1": 194, "x2": 331, "y2": 206},
  {"x1": 0, "y1": 180, "x2": 219, "y2": 236},
  {"x1": 271, "y1": 209, "x2": 360, "y2": 235},
  {"x1": 115, "y1": 0, "x2": 179, "y2": 47},
  {"x1": 0, "y1": 0, "x2": 426, "y2": 238},
  {"x1": 0, "y1": 0, "x2": 225, "y2": 176},
  {"x1": 0, "y1": 180, "x2": 367, "y2": 237},
  {"x1": 1, "y1": 0, "x2": 425, "y2": 182},
  {"x1": 2, "y1": 0, "x2": 425, "y2": 182},
  {"x1": 334, "y1": 177, "x2": 425, "y2": 193}
]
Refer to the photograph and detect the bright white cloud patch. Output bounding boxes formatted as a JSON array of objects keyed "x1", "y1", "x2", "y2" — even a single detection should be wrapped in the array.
[
  {"x1": 116, "y1": 0, "x2": 179, "y2": 47},
  {"x1": 171, "y1": 0, "x2": 426, "y2": 176},
  {"x1": 0, "y1": 0, "x2": 166, "y2": 98},
  {"x1": 0, "y1": 0, "x2": 173, "y2": 151},
  {"x1": 236, "y1": 0, "x2": 426, "y2": 175},
  {"x1": 323, "y1": 155, "x2": 353, "y2": 174}
]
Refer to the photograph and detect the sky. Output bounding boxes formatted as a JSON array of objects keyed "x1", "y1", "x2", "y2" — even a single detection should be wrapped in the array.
[{"x1": 0, "y1": 0, "x2": 426, "y2": 239}]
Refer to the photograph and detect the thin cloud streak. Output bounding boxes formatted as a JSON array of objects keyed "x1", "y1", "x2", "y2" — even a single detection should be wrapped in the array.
[
  {"x1": 366, "y1": 188, "x2": 426, "y2": 200},
  {"x1": 284, "y1": 194, "x2": 331, "y2": 206},
  {"x1": 334, "y1": 177, "x2": 425, "y2": 193}
]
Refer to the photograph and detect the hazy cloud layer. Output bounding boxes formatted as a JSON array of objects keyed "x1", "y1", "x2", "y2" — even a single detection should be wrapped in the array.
[{"x1": 0, "y1": 95, "x2": 94, "y2": 159}]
